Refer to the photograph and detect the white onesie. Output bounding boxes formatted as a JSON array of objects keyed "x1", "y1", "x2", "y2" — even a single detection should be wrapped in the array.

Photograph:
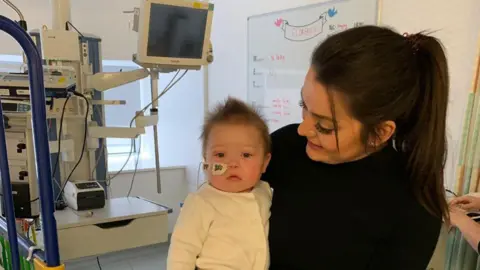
[{"x1": 167, "y1": 181, "x2": 272, "y2": 270}]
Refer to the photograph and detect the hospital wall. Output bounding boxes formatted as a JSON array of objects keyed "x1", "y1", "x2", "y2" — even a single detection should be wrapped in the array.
[{"x1": 207, "y1": 0, "x2": 480, "y2": 189}]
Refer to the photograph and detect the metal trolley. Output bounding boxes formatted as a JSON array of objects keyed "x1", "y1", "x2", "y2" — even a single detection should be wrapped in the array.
[{"x1": 0, "y1": 15, "x2": 64, "y2": 270}]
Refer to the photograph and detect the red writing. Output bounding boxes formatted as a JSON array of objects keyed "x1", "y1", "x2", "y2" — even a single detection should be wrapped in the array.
[
  {"x1": 268, "y1": 119, "x2": 280, "y2": 123},
  {"x1": 272, "y1": 111, "x2": 291, "y2": 116},
  {"x1": 270, "y1": 54, "x2": 285, "y2": 61},
  {"x1": 270, "y1": 98, "x2": 292, "y2": 117},
  {"x1": 271, "y1": 98, "x2": 290, "y2": 104},
  {"x1": 329, "y1": 24, "x2": 349, "y2": 31},
  {"x1": 337, "y1": 24, "x2": 348, "y2": 30}
]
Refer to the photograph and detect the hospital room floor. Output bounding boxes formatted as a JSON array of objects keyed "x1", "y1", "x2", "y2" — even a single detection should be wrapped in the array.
[{"x1": 65, "y1": 240, "x2": 170, "y2": 270}]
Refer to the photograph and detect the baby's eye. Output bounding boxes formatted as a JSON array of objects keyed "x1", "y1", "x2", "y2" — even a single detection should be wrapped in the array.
[
  {"x1": 242, "y1": 153, "x2": 253, "y2": 158},
  {"x1": 214, "y1": 153, "x2": 225, "y2": 158}
]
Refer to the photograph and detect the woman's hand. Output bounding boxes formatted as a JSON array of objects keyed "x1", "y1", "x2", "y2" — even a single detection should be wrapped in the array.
[
  {"x1": 449, "y1": 206, "x2": 470, "y2": 229},
  {"x1": 449, "y1": 195, "x2": 480, "y2": 211}
]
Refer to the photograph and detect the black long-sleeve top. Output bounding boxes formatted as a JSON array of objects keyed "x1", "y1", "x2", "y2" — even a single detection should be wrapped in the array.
[{"x1": 262, "y1": 124, "x2": 441, "y2": 270}]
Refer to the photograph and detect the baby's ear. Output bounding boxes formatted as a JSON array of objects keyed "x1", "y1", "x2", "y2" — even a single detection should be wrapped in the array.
[{"x1": 262, "y1": 153, "x2": 272, "y2": 173}]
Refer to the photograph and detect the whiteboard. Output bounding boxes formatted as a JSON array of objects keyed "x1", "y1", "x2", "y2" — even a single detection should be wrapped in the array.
[{"x1": 247, "y1": 0, "x2": 379, "y2": 132}]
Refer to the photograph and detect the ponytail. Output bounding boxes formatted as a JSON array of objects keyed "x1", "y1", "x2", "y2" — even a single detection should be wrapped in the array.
[{"x1": 398, "y1": 33, "x2": 449, "y2": 220}]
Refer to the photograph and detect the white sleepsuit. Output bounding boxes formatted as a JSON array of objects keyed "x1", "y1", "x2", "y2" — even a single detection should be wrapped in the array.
[{"x1": 167, "y1": 181, "x2": 272, "y2": 270}]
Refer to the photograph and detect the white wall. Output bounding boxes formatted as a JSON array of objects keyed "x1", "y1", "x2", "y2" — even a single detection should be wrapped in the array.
[
  {"x1": 208, "y1": 0, "x2": 480, "y2": 188},
  {"x1": 0, "y1": 0, "x2": 137, "y2": 59}
]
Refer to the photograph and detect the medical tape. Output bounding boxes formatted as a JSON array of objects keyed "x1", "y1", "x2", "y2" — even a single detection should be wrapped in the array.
[{"x1": 202, "y1": 162, "x2": 228, "y2": 175}]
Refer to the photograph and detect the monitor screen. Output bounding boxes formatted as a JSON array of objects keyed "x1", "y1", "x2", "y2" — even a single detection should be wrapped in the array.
[{"x1": 147, "y1": 3, "x2": 208, "y2": 59}]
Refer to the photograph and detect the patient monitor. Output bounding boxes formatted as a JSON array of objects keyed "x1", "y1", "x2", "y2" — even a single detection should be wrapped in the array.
[{"x1": 134, "y1": 0, "x2": 214, "y2": 69}]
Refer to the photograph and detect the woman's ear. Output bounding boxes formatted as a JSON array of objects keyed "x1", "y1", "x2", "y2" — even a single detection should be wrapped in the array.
[
  {"x1": 262, "y1": 153, "x2": 272, "y2": 173},
  {"x1": 372, "y1": 121, "x2": 396, "y2": 146}
]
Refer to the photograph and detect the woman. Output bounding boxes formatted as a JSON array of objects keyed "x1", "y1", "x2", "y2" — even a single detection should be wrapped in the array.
[
  {"x1": 450, "y1": 195, "x2": 480, "y2": 252},
  {"x1": 262, "y1": 25, "x2": 449, "y2": 269}
]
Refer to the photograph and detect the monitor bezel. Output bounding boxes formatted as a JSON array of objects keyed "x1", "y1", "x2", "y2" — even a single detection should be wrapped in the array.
[{"x1": 136, "y1": 0, "x2": 213, "y2": 67}]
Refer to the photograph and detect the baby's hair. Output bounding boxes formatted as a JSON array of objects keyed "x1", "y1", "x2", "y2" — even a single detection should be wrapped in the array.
[{"x1": 200, "y1": 97, "x2": 271, "y2": 156}]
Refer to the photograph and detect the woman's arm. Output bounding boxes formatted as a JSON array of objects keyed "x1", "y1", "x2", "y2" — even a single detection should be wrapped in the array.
[
  {"x1": 450, "y1": 206, "x2": 480, "y2": 252},
  {"x1": 167, "y1": 193, "x2": 213, "y2": 270},
  {"x1": 367, "y1": 204, "x2": 442, "y2": 270}
]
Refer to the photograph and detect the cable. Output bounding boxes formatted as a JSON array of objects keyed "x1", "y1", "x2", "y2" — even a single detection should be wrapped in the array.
[
  {"x1": 89, "y1": 105, "x2": 112, "y2": 199},
  {"x1": 0, "y1": 96, "x2": 70, "y2": 204},
  {"x1": 108, "y1": 70, "x2": 183, "y2": 182},
  {"x1": 127, "y1": 137, "x2": 141, "y2": 197},
  {"x1": 96, "y1": 257, "x2": 102, "y2": 270},
  {"x1": 2, "y1": 0, "x2": 24, "y2": 21},
  {"x1": 125, "y1": 70, "x2": 188, "y2": 197},
  {"x1": 52, "y1": 95, "x2": 71, "y2": 190},
  {"x1": 90, "y1": 105, "x2": 106, "y2": 180},
  {"x1": 196, "y1": 162, "x2": 202, "y2": 189},
  {"x1": 446, "y1": 189, "x2": 458, "y2": 197},
  {"x1": 55, "y1": 92, "x2": 90, "y2": 202},
  {"x1": 65, "y1": 21, "x2": 85, "y2": 37}
]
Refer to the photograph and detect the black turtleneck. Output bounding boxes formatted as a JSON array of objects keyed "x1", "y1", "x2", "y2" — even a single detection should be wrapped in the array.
[{"x1": 262, "y1": 124, "x2": 441, "y2": 270}]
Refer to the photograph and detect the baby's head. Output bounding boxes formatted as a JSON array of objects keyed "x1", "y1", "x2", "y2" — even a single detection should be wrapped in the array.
[{"x1": 201, "y1": 97, "x2": 271, "y2": 193}]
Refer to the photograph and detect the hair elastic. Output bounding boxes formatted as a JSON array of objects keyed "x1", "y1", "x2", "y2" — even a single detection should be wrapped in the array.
[{"x1": 402, "y1": 32, "x2": 420, "y2": 53}]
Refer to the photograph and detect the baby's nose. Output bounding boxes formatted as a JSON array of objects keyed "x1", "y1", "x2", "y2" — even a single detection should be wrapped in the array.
[{"x1": 228, "y1": 160, "x2": 239, "y2": 168}]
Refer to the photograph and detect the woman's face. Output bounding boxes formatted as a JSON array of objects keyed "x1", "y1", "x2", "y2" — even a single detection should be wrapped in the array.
[{"x1": 297, "y1": 67, "x2": 369, "y2": 164}]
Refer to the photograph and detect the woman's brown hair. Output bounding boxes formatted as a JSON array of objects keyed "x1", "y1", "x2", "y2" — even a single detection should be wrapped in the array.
[{"x1": 312, "y1": 26, "x2": 449, "y2": 220}]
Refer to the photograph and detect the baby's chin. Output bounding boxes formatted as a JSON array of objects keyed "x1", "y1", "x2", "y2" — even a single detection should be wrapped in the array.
[{"x1": 209, "y1": 180, "x2": 255, "y2": 193}]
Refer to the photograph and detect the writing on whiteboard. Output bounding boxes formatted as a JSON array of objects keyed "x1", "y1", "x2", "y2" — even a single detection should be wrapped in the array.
[
  {"x1": 252, "y1": 55, "x2": 264, "y2": 62},
  {"x1": 329, "y1": 24, "x2": 348, "y2": 31},
  {"x1": 326, "y1": 21, "x2": 365, "y2": 37},
  {"x1": 270, "y1": 98, "x2": 292, "y2": 117},
  {"x1": 276, "y1": 13, "x2": 327, "y2": 41},
  {"x1": 270, "y1": 54, "x2": 285, "y2": 61},
  {"x1": 274, "y1": 7, "x2": 338, "y2": 42},
  {"x1": 354, "y1": 22, "x2": 364, "y2": 27}
]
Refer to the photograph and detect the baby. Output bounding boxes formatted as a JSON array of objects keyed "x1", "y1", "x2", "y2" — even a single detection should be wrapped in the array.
[{"x1": 167, "y1": 97, "x2": 272, "y2": 270}]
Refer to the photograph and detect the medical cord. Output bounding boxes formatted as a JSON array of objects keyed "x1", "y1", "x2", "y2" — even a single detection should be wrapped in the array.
[
  {"x1": 97, "y1": 257, "x2": 103, "y2": 269},
  {"x1": 446, "y1": 189, "x2": 458, "y2": 197},
  {"x1": 90, "y1": 103, "x2": 112, "y2": 198},
  {"x1": 107, "y1": 70, "x2": 183, "y2": 182},
  {"x1": 126, "y1": 70, "x2": 188, "y2": 197},
  {"x1": 51, "y1": 95, "x2": 72, "y2": 190},
  {"x1": 55, "y1": 92, "x2": 90, "y2": 202},
  {"x1": 87, "y1": 70, "x2": 181, "y2": 197},
  {"x1": 2, "y1": 0, "x2": 24, "y2": 21},
  {"x1": 126, "y1": 70, "x2": 187, "y2": 196},
  {"x1": 112, "y1": 70, "x2": 182, "y2": 180},
  {"x1": 0, "y1": 96, "x2": 70, "y2": 205},
  {"x1": 65, "y1": 21, "x2": 85, "y2": 38},
  {"x1": 90, "y1": 105, "x2": 106, "y2": 180},
  {"x1": 196, "y1": 162, "x2": 201, "y2": 188}
]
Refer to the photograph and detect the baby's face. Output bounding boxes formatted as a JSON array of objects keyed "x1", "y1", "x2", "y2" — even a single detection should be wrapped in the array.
[{"x1": 205, "y1": 123, "x2": 271, "y2": 193}]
